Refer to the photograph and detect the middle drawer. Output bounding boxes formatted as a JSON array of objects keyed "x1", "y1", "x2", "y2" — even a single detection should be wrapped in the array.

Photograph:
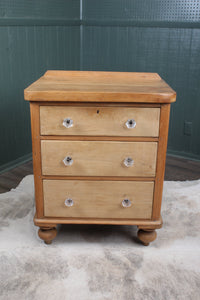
[{"x1": 41, "y1": 140, "x2": 157, "y2": 177}]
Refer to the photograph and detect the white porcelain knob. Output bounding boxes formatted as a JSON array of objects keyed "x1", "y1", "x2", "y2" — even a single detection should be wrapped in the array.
[
  {"x1": 65, "y1": 198, "x2": 74, "y2": 207},
  {"x1": 124, "y1": 157, "x2": 134, "y2": 167},
  {"x1": 126, "y1": 119, "x2": 136, "y2": 129},
  {"x1": 63, "y1": 118, "x2": 73, "y2": 128},
  {"x1": 63, "y1": 156, "x2": 73, "y2": 166},
  {"x1": 122, "y1": 199, "x2": 132, "y2": 208}
]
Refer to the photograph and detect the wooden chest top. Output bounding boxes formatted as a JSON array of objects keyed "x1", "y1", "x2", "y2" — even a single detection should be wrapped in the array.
[{"x1": 24, "y1": 70, "x2": 176, "y2": 103}]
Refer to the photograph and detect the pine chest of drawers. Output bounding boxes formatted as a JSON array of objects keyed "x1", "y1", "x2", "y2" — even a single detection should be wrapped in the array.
[{"x1": 24, "y1": 71, "x2": 176, "y2": 245}]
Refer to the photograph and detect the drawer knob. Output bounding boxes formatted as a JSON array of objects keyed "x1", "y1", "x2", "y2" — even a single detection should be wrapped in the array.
[
  {"x1": 65, "y1": 198, "x2": 74, "y2": 207},
  {"x1": 63, "y1": 156, "x2": 73, "y2": 166},
  {"x1": 126, "y1": 119, "x2": 136, "y2": 129},
  {"x1": 63, "y1": 118, "x2": 73, "y2": 128},
  {"x1": 122, "y1": 199, "x2": 132, "y2": 208},
  {"x1": 124, "y1": 157, "x2": 134, "y2": 167}
]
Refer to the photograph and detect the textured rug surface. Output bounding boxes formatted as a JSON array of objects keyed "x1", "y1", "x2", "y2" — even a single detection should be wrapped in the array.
[{"x1": 0, "y1": 175, "x2": 200, "y2": 300}]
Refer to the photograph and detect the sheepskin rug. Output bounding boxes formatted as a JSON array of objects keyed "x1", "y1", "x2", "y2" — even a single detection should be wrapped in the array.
[{"x1": 0, "y1": 175, "x2": 200, "y2": 300}]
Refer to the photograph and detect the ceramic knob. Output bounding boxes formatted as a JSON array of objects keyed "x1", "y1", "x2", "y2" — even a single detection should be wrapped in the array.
[
  {"x1": 124, "y1": 157, "x2": 134, "y2": 167},
  {"x1": 63, "y1": 156, "x2": 73, "y2": 166},
  {"x1": 65, "y1": 198, "x2": 74, "y2": 207},
  {"x1": 122, "y1": 199, "x2": 132, "y2": 208},
  {"x1": 63, "y1": 118, "x2": 73, "y2": 128},
  {"x1": 126, "y1": 119, "x2": 136, "y2": 129}
]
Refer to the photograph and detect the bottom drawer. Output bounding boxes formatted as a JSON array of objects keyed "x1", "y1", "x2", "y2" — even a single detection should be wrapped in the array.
[{"x1": 43, "y1": 180, "x2": 154, "y2": 219}]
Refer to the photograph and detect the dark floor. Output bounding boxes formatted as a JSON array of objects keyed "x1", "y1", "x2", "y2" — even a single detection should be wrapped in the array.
[{"x1": 0, "y1": 155, "x2": 200, "y2": 194}]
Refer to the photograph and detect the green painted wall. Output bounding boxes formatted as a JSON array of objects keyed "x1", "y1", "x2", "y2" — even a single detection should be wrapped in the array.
[
  {"x1": 0, "y1": 0, "x2": 80, "y2": 171},
  {"x1": 81, "y1": 0, "x2": 200, "y2": 160},
  {"x1": 0, "y1": 0, "x2": 200, "y2": 172}
]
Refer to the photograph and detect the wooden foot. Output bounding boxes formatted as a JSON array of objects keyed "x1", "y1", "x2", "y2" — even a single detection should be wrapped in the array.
[
  {"x1": 38, "y1": 227, "x2": 57, "y2": 244},
  {"x1": 137, "y1": 229, "x2": 157, "y2": 246}
]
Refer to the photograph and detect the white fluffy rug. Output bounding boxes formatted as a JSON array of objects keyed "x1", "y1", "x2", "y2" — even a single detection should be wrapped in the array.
[{"x1": 0, "y1": 175, "x2": 200, "y2": 300}]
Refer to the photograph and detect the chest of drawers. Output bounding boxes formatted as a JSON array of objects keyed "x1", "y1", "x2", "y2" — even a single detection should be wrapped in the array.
[{"x1": 24, "y1": 71, "x2": 176, "y2": 246}]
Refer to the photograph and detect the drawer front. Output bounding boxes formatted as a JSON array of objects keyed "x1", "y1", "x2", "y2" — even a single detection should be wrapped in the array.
[
  {"x1": 41, "y1": 140, "x2": 157, "y2": 177},
  {"x1": 40, "y1": 106, "x2": 160, "y2": 137},
  {"x1": 43, "y1": 180, "x2": 154, "y2": 219}
]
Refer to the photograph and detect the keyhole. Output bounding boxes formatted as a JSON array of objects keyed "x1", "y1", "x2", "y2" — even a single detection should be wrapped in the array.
[{"x1": 97, "y1": 110, "x2": 99, "y2": 114}]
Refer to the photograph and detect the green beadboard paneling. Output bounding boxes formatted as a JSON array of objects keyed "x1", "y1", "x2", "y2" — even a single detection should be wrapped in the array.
[
  {"x1": 81, "y1": 26, "x2": 200, "y2": 158},
  {"x1": 0, "y1": 0, "x2": 80, "y2": 20},
  {"x1": 0, "y1": 0, "x2": 81, "y2": 169},
  {"x1": 81, "y1": 0, "x2": 200, "y2": 160},
  {"x1": 0, "y1": 25, "x2": 80, "y2": 167},
  {"x1": 83, "y1": 0, "x2": 200, "y2": 23},
  {"x1": 1, "y1": 0, "x2": 200, "y2": 171}
]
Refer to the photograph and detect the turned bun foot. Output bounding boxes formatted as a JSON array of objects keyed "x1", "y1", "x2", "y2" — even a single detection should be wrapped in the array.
[
  {"x1": 38, "y1": 227, "x2": 57, "y2": 244},
  {"x1": 137, "y1": 229, "x2": 157, "y2": 246}
]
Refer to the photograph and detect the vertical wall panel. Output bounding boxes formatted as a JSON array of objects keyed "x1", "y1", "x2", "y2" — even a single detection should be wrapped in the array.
[
  {"x1": 0, "y1": 0, "x2": 80, "y2": 170},
  {"x1": 81, "y1": 0, "x2": 200, "y2": 160},
  {"x1": 1, "y1": 0, "x2": 200, "y2": 171},
  {"x1": 0, "y1": 0, "x2": 79, "y2": 20},
  {"x1": 83, "y1": 0, "x2": 200, "y2": 23}
]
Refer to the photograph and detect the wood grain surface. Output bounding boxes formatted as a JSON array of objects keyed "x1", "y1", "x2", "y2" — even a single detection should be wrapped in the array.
[
  {"x1": 40, "y1": 106, "x2": 160, "y2": 137},
  {"x1": 34, "y1": 214, "x2": 162, "y2": 227},
  {"x1": 41, "y1": 140, "x2": 158, "y2": 177},
  {"x1": 152, "y1": 104, "x2": 171, "y2": 219},
  {"x1": 24, "y1": 70, "x2": 176, "y2": 102},
  {"x1": 43, "y1": 180, "x2": 154, "y2": 219},
  {"x1": 30, "y1": 103, "x2": 44, "y2": 217}
]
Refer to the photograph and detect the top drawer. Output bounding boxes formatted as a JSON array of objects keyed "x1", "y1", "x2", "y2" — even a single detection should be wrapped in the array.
[{"x1": 40, "y1": 106, "x2": 160, "y2": 137}]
